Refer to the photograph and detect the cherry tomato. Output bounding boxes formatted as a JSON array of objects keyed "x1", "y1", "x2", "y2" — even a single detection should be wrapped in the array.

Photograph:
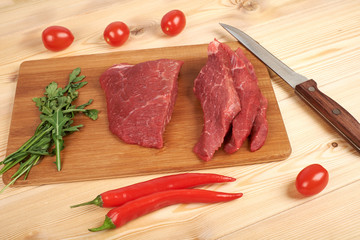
[
  {"x1": 161, "y1": 10, "x2": 186, "y2": 36},
  {"x1": 103, "y1": 21, "x2": 130, "y2": 47},
  {"x1": 295, "y1": 164, "x2": 329, "y2": 196},
  {"x1": 42, "y1": 26, "x2": 74, "y2": 51}
]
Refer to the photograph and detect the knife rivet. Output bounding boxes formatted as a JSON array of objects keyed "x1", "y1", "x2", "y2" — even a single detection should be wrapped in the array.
[
  {"x1": 332, "y1": 108, "x2": 341, "y2": 115},
  {"x1": 308, "y1": 86, "x2": 316, "y2": 92}
]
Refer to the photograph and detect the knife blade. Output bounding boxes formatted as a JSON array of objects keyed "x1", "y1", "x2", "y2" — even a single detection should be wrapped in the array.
[{"x1": 220, "y1": 23, "x2": 360, "y2": 152}]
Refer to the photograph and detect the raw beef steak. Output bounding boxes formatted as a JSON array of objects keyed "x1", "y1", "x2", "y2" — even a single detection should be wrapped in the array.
[
  {"x1": 224, "y1": 48, "x2": 262, "y2": 154},
  {"x1": 99, "y1": 59, "x2": 183, "y2": 148},
  {"x1": 249, "y1": 94, "x2": 268, "y2": 152},
  {"x1": 193, "y1": 40, "x2": 241, "y2": 161}
]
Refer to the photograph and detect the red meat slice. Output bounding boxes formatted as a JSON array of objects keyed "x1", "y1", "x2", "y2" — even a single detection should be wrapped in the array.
[
  {"x1": 249, "y1": 94, "x2": 268, "y2": 151},
  {"x1": 99, "y1": 59, "x2": 183, "y2": 148},
  {"x1": 193, "y1": 40, "x2": 241, "y2": 161},
  {"x1": 224, "y1": 48, "x2": 262, "y2": 153}
]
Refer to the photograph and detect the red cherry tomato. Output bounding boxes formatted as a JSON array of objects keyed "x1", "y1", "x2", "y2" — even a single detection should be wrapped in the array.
[
  {"x1": 295, "y1": 164, "x2": 329, "y2": 196},
  {"x1": 42, "y1": 26, "x2": 74, "y2": 51},
  {"x1": 161, "y1": 10, "x2": 186, "y2": 36},
  {"x1": 103, "y1": 21, "x2": 130, "y2": 47}
]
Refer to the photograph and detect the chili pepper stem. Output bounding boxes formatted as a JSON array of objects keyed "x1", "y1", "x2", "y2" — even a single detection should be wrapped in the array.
[
  {"x1": 88, "y1": 216, "x2": 116, "y2": 232},
  {"x1": 70, "y1": 195, "x2": 102, "y2": 208}
]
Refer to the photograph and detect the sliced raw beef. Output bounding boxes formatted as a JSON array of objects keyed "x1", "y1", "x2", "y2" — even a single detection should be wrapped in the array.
[
  {"x1": 99, "y1": 59, "x2": 183, "y2": 148},
  {"x1": 193, "y1": 40, "x2": 241, "y2": 161},
  {"x1": 249, "y1": 94, "x2": 268, "y2": 151},
  {"x1": 224, "y1": 48, "x2": 262, "y2": 154}
]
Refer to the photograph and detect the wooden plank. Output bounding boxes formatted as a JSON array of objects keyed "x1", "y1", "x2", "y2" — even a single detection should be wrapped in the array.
[{"x1": 3, "y1": 42, "x2": 291, "y2": 186}]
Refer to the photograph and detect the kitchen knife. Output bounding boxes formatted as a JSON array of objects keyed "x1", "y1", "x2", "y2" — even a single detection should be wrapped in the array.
[{"x1": 220, "y1": 23, "x2": 360, "y2": 152}]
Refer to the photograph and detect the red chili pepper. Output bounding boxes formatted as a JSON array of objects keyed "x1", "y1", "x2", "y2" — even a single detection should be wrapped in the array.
[
  {"x1": 71, "y1": 173, "x2": 236, "y2": 208},
  {"x1": 88, "y1": 189, "x2": 243, "y2": 232}
]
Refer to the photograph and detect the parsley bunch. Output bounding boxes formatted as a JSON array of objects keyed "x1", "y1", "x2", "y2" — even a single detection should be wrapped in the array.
[{"x1": 0, "y1": 68, "x2": 98, "y2": 192}]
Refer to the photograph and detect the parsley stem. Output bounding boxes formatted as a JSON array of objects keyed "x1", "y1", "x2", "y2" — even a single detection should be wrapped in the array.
[
  {"x1": 13, "y1": 155, "x2": 38, "y2": 177},
  {"x1": 0, "y1": 155, "x2": 40, "y2": 194},
  {"x1": 0, "y1": 154, "x2": 28, "y2": 174},
  {"x1": 55, "y1": 138, "x2": 61, "y2": 171},
  {"x1": 62, "y1": 109, "x2": 86, "y2": 113},
  {"x1": 17, "y1": 121, "x2": 47, "y2": 152},
  {"x1": 2, "y1": 125, "x2": 53, "y2": 165}
]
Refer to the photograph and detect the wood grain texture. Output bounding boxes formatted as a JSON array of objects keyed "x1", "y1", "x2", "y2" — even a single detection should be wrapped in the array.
[
  {"x1": 3, "y1": 42, "x2": 290, "y2": 186},
  {"x1": 1, "y1": 0, "x2": 360, "y2": 239}
]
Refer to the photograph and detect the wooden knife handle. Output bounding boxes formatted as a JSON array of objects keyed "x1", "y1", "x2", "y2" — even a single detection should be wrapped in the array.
[{"x1": 295, "y1": 79, "x2": 360, "y2": 152}]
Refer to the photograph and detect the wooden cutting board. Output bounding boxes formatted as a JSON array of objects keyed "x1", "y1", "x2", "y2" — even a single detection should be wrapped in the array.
[{"x1": 3, "y1": 42, "x2": 291, "y2": 186}]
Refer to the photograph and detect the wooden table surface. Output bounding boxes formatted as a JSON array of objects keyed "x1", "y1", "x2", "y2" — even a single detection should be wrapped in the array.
[{"x1": 1, "y1": 0, "x2": 359, "y2": 239}]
